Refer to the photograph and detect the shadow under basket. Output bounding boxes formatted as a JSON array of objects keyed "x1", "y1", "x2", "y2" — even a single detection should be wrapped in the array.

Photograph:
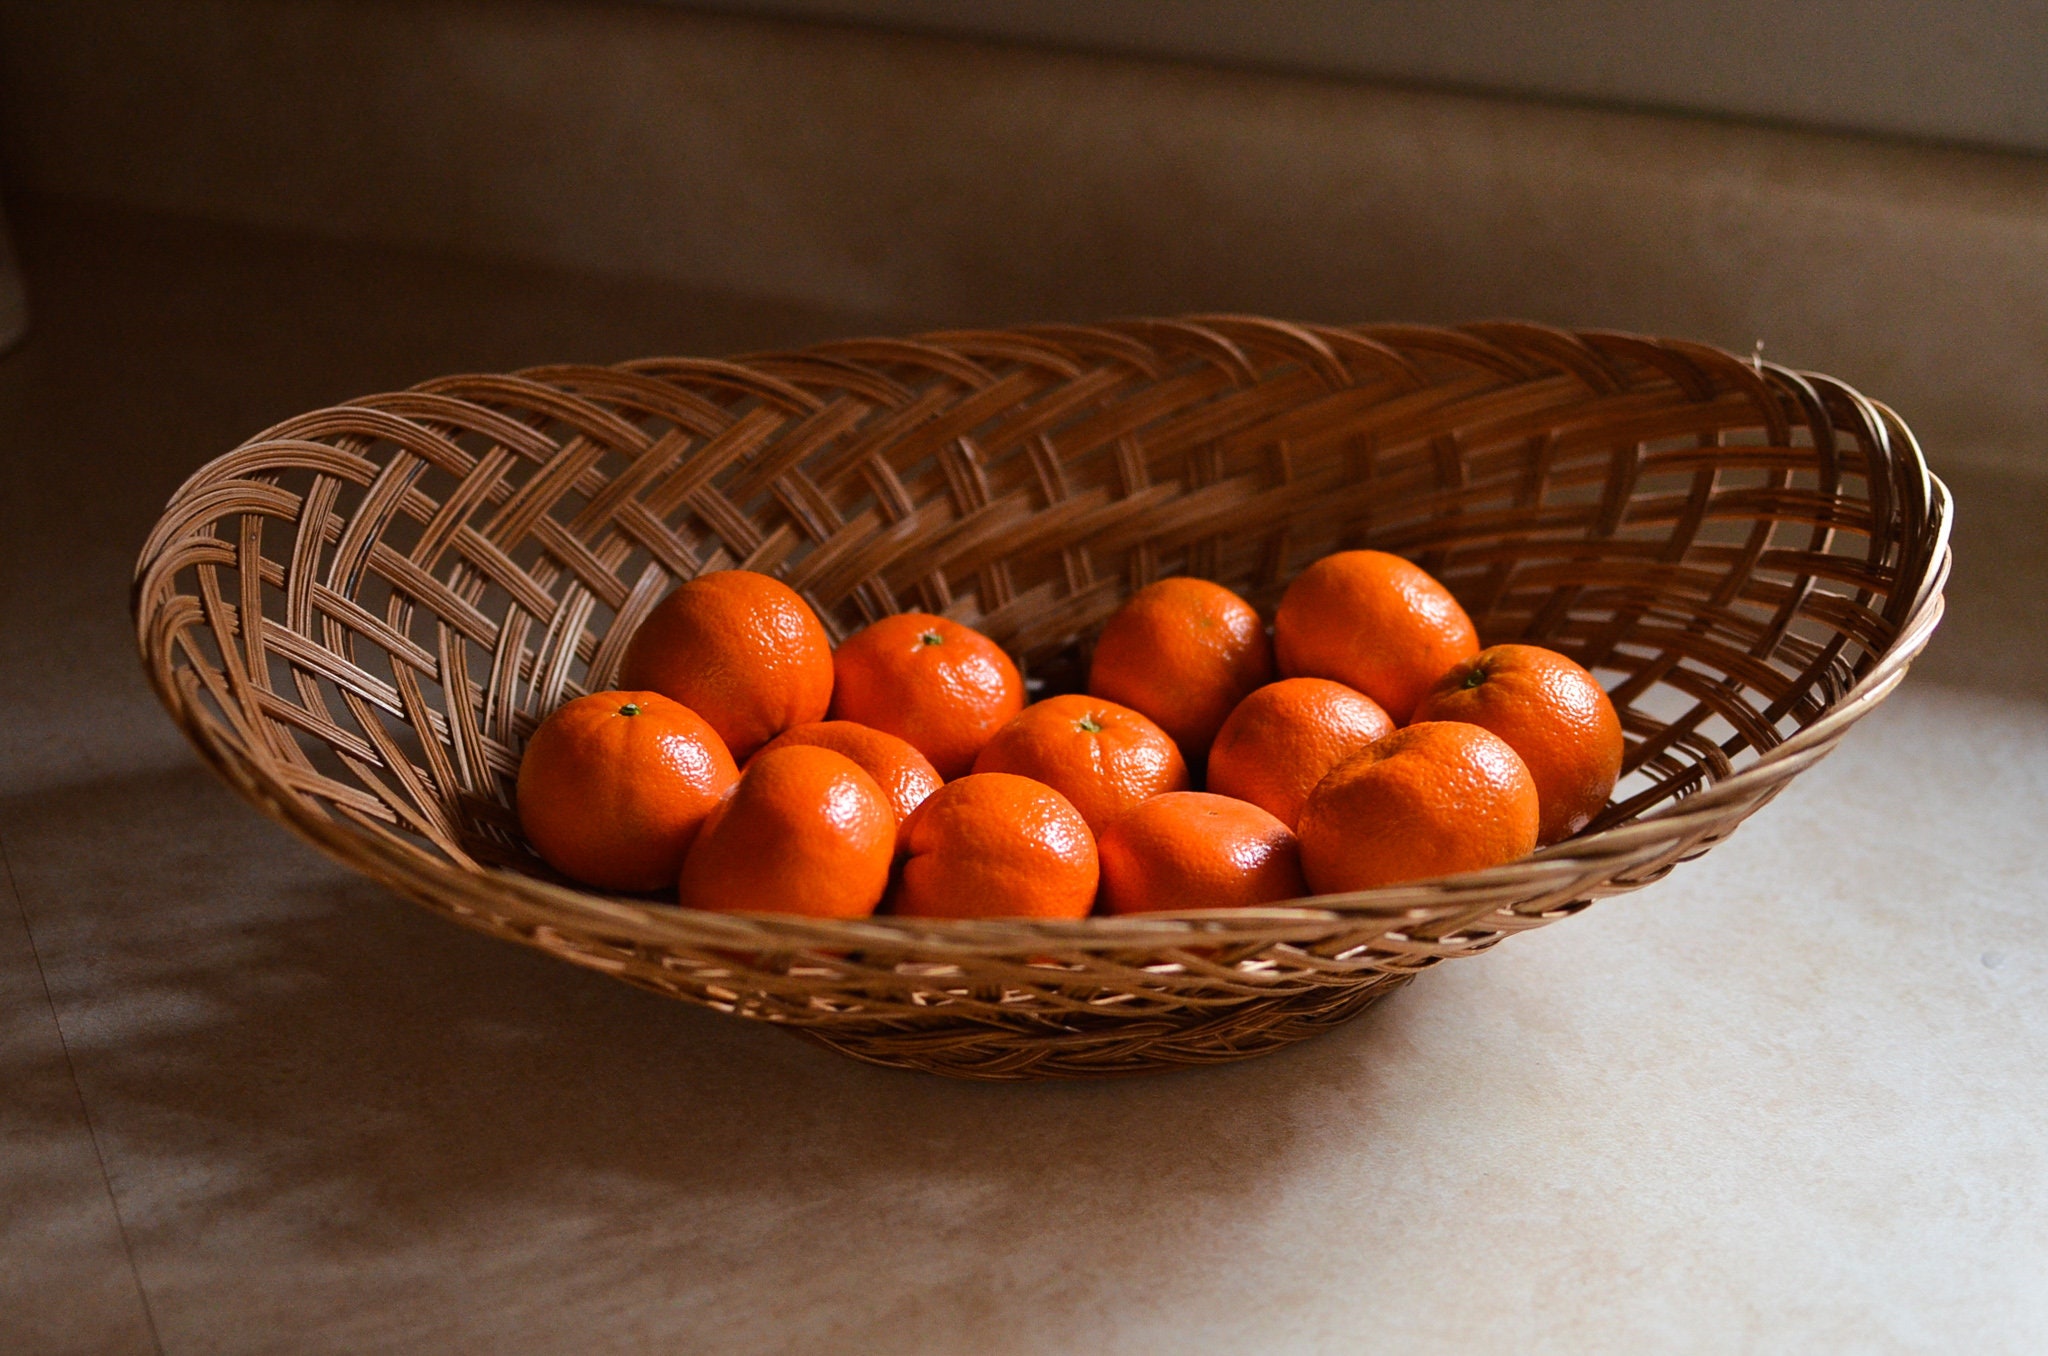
[{"x1": 133, "y1": 318, "x2": 1950, "y2": 1080}]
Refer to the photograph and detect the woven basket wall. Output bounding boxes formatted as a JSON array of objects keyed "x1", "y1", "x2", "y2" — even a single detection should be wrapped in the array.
[{"x1": 133, "y1": 319, "x2": 1949, "y2": 1080}]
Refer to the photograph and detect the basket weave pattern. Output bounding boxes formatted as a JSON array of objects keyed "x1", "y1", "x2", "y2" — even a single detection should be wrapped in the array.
[{"x1": 134, "y1": 319, "x2": 1949, "y2": 1079}]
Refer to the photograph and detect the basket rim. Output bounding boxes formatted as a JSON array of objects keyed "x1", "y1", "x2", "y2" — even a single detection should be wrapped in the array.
[{"x1": 132, "y1": 323, "x2": 1954, "y2": 955}]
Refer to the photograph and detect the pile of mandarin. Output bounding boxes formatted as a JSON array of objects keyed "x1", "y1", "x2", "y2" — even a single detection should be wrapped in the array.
[{"x1": 515, "y1": 550, "x2": 1623, "y2": 919}]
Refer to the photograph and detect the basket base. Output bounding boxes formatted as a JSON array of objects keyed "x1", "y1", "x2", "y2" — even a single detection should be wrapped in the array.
[{"x1": 786, "y1": 973, "x2": 1415, "y2": 1080}]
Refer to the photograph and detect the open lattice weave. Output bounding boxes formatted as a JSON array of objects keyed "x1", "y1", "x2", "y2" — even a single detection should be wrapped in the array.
[{"x1": 133, "y1": 319, "x2": 1949, "y2": 1079}]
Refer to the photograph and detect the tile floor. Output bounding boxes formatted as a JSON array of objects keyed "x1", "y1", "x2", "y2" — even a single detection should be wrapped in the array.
[{"x1": 2, "y1": 197, "x2": 2043, "y2": 1355}]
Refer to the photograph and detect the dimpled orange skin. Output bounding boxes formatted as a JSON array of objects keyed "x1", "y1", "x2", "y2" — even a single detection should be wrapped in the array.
[
  {"x1": 1411, "y1": 643, "x2": 1625, "y2": 845},
  {"x1": 1087, "y1": 577, "x2": 1275, "y2": 766},
  {"x1": 1097, "y1": 792, "x2": 1307, "y2": 915},
  {"x1": 971, "y1": 693, "x2": 1190, "y2": 835},
  {"x1": 617, "y1": 570, "x2": 834, "y2": 762},
  {"x1": 1205, "y1": 678, "x2": 1395, "y2": 830},
  {"x1": 829, "y1": 613, "x2": 1024, "y2": 780},
  {"x1": 1297, "y1": 721, "x2": 1539, "y2": 894},
  {"x1": 892, "y1": 773, "x2": 1098, "y2": 920},
  {"x1": 515, "y1": 691, "x2": 738, "y2": 893},
  {"x1": 752, "y1": 720, "x2": 942, "y2": 850},
  {"x1": 1272, "y1": 550, "x2": 1480, "y2": 724},
  {"x1": 677, "y1": 745, "x2": 896, "y2": 918}
]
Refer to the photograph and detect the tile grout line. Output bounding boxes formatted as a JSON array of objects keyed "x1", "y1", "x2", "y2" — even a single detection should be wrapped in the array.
[{"x1": 0, "y1": 829, "x2": 168, "y2": 1356}]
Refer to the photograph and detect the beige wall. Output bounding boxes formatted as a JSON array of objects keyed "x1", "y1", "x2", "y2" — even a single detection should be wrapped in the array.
[
  {"x1": 1, "y1": 0, "x2": 2042, "y2": 471},
  {"x1": 683, "y1": 0, "x2": 2048, "y2": 153}
]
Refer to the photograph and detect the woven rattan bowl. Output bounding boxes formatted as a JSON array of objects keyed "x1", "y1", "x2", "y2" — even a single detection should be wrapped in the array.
[{"x1": 134, "y1": 318, "x2": 1949, "y2": 1080}]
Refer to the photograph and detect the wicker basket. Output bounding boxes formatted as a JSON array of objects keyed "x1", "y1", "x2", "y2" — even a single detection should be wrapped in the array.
[{"x1": 133, "y1": 318, "x2": 1949, "y2": 1080}]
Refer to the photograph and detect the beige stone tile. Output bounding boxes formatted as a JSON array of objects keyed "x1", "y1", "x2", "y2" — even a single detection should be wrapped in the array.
[
  {"x1": 1910, "y1": 462, "x2": 2048, "y2": 703},
  {"x1": 0, "y1": 853, "x2": 159, "y2": 1355},
  {"x1": 0, "y1": 195, "x2": 2041, "y2": 1352},
  {"x1": 0, "y1": 195, "x2": 875, "y2": 1353},
  {"x1": 4, "y1": 688, "x2": 2042, "y2": 1354}
]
